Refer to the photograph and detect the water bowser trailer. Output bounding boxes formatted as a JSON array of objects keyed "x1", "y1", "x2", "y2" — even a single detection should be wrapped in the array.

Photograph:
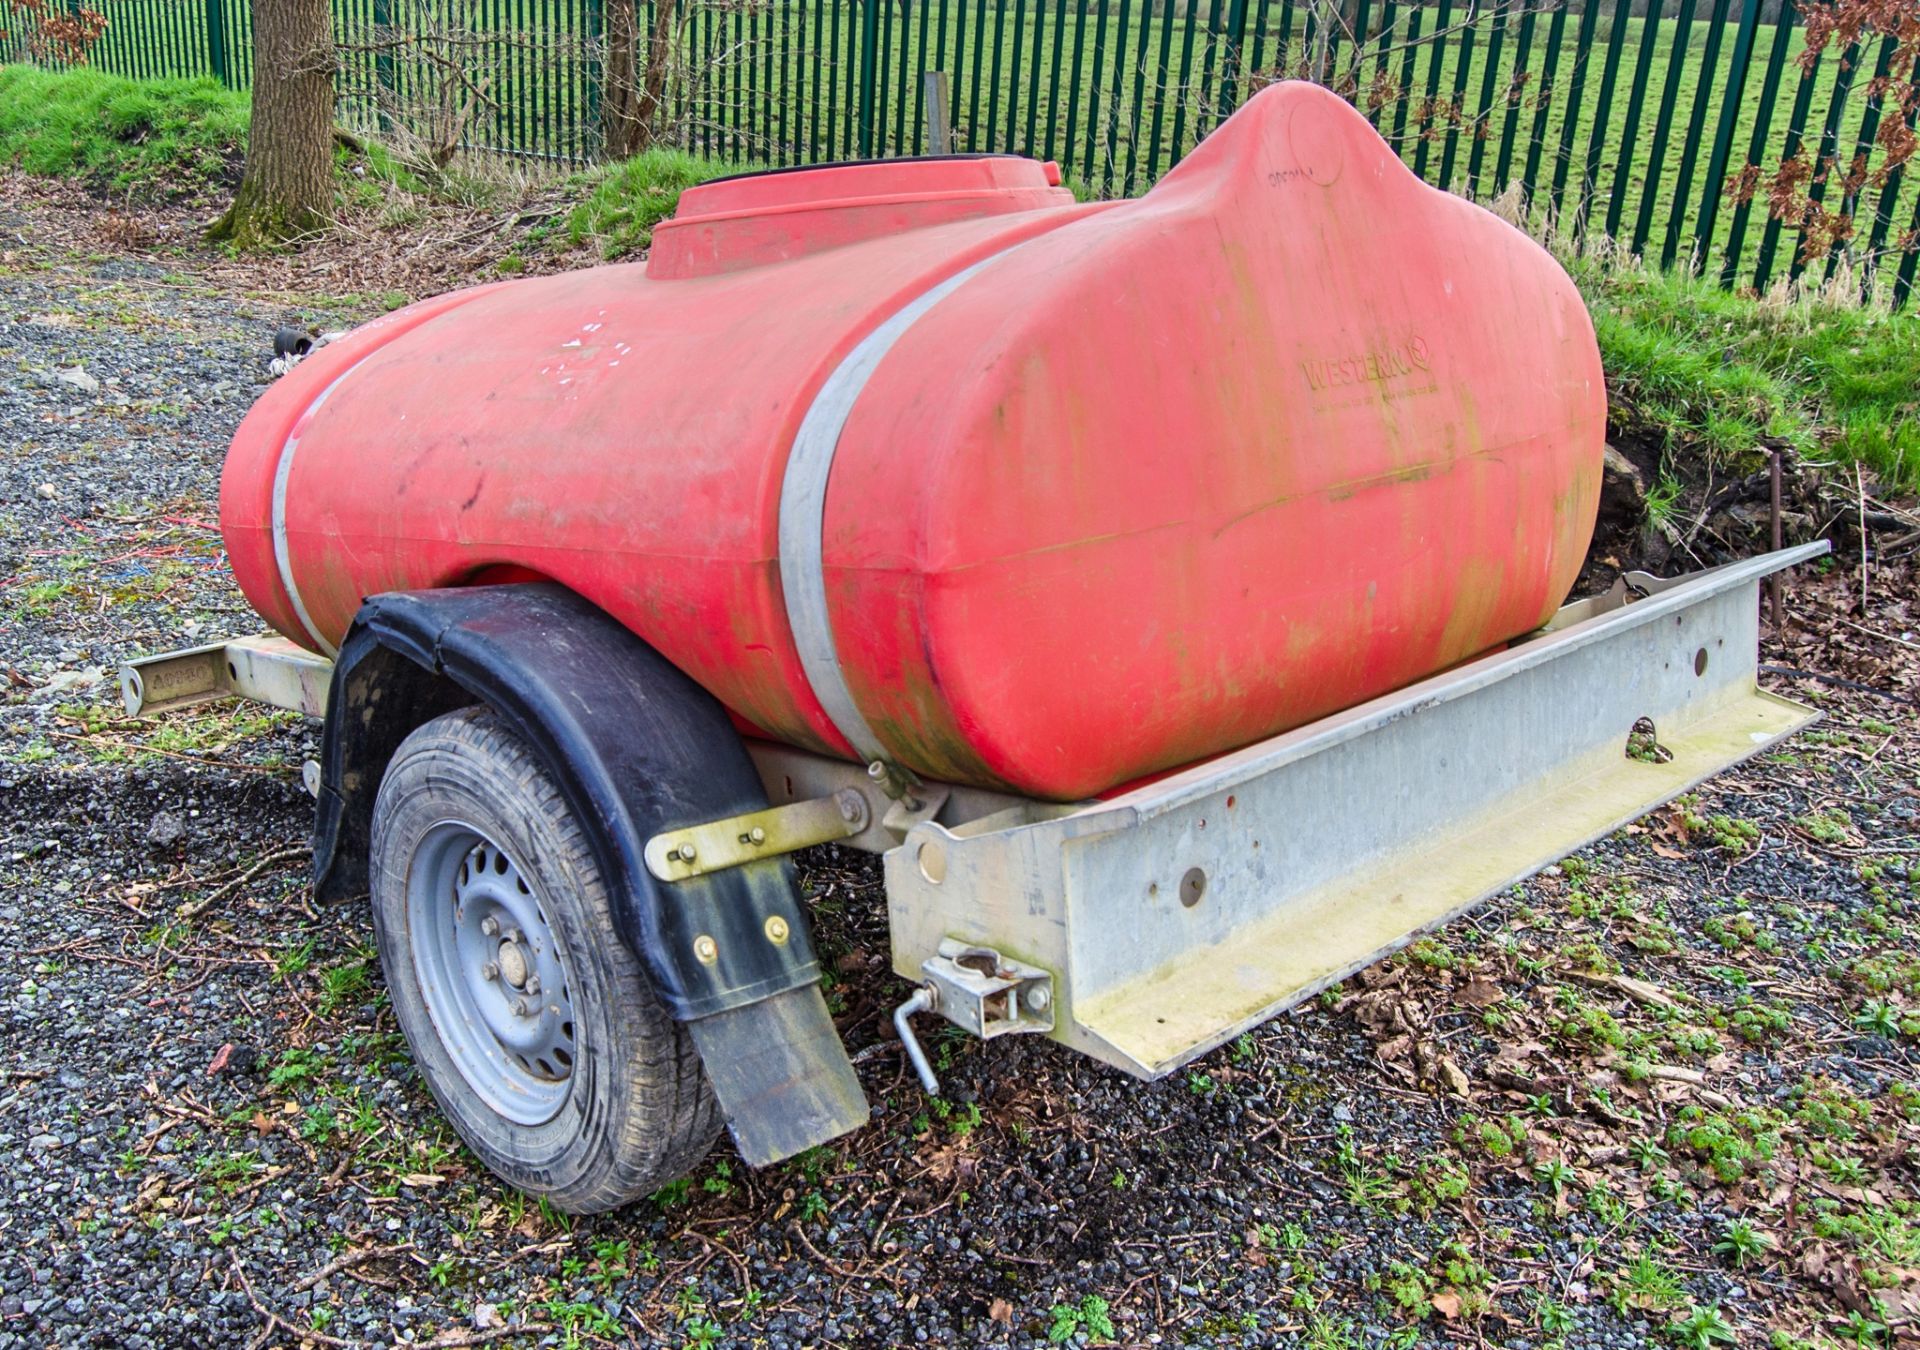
[{"x1": 123, "y1": 82, "x2": 1825, "y2": 1213}]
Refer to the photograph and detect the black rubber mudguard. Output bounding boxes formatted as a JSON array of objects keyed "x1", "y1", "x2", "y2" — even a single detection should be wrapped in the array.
[
  {"x1": 313, "y1": 583, "x2": 819, "y2": 1021},
  {"x1": 313, "y1": 585, "x2": 871, "y2": 1165}
]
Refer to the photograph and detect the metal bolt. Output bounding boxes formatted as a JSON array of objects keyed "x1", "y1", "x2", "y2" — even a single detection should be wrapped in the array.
[
  {"x1": 747, "y1": 826, "x2": 767, "y2": 846},
  {"x1": 481, "y1": 961, "x2": 500, "y2": 982},
  {"x1": 675, "y1": 842, "x2": 698, "y2": 863},
  {"x1": 511, "y1": 998, "x2": 530, "y2": 1016},
  {"x1": 764, "y1": 915, "x2": 791, "y2": 946},
  {"x1": 524, "y1": 975, "x2": 541, "y2": 996},
  {"x1": 693, "y1": 934, "x2": 719, "y2": 965},
  {"x1": 480, "y1": 915, "x2": 499, "y2": 937},
  {"x1": 1025, "y1": 985, "x2": 1051, "y2": 1011}
]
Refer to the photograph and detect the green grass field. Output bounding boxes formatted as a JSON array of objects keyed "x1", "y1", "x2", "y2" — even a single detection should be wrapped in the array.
[{"x1": 6, "y1": 0, "x2": 1913, "y2": 293}]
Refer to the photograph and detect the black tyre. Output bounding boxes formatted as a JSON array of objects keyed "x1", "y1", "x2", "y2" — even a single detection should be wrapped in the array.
[{"x1": 369, "y1": 706, "x2": 722, "y2": 1213}]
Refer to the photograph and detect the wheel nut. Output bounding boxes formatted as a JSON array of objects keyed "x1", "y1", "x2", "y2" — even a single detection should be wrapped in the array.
[
  {"x1": 511, "y1": 998, "x2": 530, "y2": 1016},
  {"x1": 481, "y1": 961, "x2": 500, "y2": 981},
  {"x1": 524, "y1": 975, "x2": 541, "y2": 996},
  {"x1": 480, "y1": 915, "x2": 499, "y2": 937}
]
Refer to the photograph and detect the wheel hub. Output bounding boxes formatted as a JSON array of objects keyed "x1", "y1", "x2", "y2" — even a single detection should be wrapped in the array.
[
  {"x1": 497, "y1": 939, "x2": 530, "y2": 990},
  {"x1": 406, "y1": 823, "x2": 579, "y2": 1126}
]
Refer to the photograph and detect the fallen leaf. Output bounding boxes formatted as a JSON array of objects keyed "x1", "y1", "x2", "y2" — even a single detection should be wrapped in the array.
[
  {"x1": 1431, "y1": 1291, "x2": 1462, "y2": 1319},
  {"x1": 1438, "y1": 1056, "x2": 1471, "y2": 1098},
  {"x1": 988, "y1": 1298, "x2": 1014, "y2": 1327},
  {"x1": 400, "y1": 1173, "x2": 446, "y2": 1188},
  {"x1": 206, "y1": 1043, "x2": 233, "y2": 1076},
  {"x1": 1453, "y1": 978, "x2": 1503, "y2": 1008},
  {"x1": 1608, "y1": 974, "x2": 1681, "y2": 1010}
]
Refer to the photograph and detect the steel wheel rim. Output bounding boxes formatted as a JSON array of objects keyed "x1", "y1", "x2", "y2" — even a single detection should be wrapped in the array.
[{"x1": 406, "y1": 821, "x2": 578, "y2": 1126}]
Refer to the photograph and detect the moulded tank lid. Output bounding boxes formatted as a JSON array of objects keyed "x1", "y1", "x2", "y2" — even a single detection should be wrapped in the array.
[
  {"x1": 679, "y1": 154, "x2": 1063, "y2": 213},
  {"x1": 647, "y1": 154, "x2": 1072, "y2": 280}
]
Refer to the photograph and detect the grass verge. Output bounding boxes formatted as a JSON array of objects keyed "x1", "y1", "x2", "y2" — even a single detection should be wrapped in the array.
[
  {"x1": 1569, "y1": 251, "x2": 1920, "y2": 492},
  {"x1": 0, "y1": 63, "x2": 247, "y2": 196},
  {"x1": 560, "y1": 148, "x2": 738, "y2": 260}
]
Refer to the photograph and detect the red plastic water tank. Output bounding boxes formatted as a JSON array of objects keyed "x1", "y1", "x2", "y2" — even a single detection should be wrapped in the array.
[{"x1": 221, "y1": 81, "x2": 1605, "y2": 802}]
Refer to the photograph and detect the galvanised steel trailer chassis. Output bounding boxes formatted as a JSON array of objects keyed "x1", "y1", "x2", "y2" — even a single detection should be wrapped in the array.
[{"x1": 123, "y1": 544, "x2": 1822, "y2": 1150}]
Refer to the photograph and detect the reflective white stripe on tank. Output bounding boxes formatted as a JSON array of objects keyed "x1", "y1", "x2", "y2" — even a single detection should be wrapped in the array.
[
  {"x1": 270, "y1": 356, "x2": 375, "y2": 658},
  {"x1": 777, "y1": 247, "x2": 1025, "y2": 766}
]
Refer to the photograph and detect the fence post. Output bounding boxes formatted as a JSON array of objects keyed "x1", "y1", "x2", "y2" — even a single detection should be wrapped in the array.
[
  {"x1": 204, "y1": 0, "x2": 227, "y2": 84},
  {"x1": 372, "y1": 0, "x2": 395, "y2": 132},
  {"x1": 1214, "y1": 0, "x2": 1251, "y2": 126},
  {"x1": 586, "y1": 0, "x2": 605, "y2": 158},
  {"x1": 1693, "y1": 0, "x2": 1762, "y2": 273},
  {"x1": 925, "y1": 69, "x2": 952, "y2": 153},
  {"x1": 1720, "y1": 0, "x2": 1796, "y2": 285},
  {"x1": 858, "y1": 0, "x2": 880, "y2": 157}
]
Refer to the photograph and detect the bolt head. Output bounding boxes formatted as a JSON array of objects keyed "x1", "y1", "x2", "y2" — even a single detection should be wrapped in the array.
[
  {"x1": 524, "y1": 975, "x2": 541, "y2": 996},
  {"x1": 693, "y1": 934, "x2": 719, "y2": 965},
  {"x1": 480, "y1": 915, "x2": 500, "y2": 937},
  {"x1": 764, "y1": 915, "x2": 791, "y2": 946},
  {"x1": 1025, "y1": 985, "x2": 1051, "y2": 1011},
  {"x1": 748, "y1": 826, "x2": 767, "y2": 845},
  {"x1": 676, "y1": 842, "x2": 697, "y2": 863},
  {"x1": 510, "y1": 998, "x2": 530, "y2": 1017},
  {"x1": 480, "y1": 961, "x2": 500, "y2": 982}
]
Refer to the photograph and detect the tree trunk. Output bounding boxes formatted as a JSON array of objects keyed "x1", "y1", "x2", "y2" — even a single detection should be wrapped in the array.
[
  {"x1": 209, "y1": 0, "x2": 335, "y2": 248},
  {"x1": 602, "y1": 0, "x2": 643, "y2": 159},
  {"x1": 604, "y1": 0, "x2": 679, "y2": 159}
]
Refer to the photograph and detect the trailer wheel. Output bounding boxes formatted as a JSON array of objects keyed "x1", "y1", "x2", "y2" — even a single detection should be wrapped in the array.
[{"x1": 369, "y1": 706, "x2": 722, "y2": 1213}]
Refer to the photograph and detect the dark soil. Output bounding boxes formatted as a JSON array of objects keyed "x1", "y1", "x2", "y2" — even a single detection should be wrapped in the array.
[{"x1": 4, "y1": 173, "x2": 1919, "y2": 1350}]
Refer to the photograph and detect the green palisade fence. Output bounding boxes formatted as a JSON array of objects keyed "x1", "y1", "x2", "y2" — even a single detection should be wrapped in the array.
[{"x1": 2, "y1": 0, "x2": 1914, "y2": 303}]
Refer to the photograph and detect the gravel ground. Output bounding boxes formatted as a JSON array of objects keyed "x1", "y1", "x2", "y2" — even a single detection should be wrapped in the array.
[{"x1": 3, "y1": 177, "x2": 1919, "y2": 1350}]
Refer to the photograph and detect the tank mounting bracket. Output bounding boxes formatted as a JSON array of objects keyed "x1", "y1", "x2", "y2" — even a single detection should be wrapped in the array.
[{"x1": 644, "y1": 789, "x2": 871, "y2": 881}]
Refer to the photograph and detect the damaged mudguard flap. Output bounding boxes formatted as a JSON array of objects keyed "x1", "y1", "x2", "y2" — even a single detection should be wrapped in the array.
[{"x1": 687, "y1": 986, "x2": 870, "y2": 1166}]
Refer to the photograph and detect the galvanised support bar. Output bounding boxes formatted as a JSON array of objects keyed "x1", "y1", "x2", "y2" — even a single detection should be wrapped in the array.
[{"x1": 886, "y1": 544, "x2": 1828, "y2": 1080}]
